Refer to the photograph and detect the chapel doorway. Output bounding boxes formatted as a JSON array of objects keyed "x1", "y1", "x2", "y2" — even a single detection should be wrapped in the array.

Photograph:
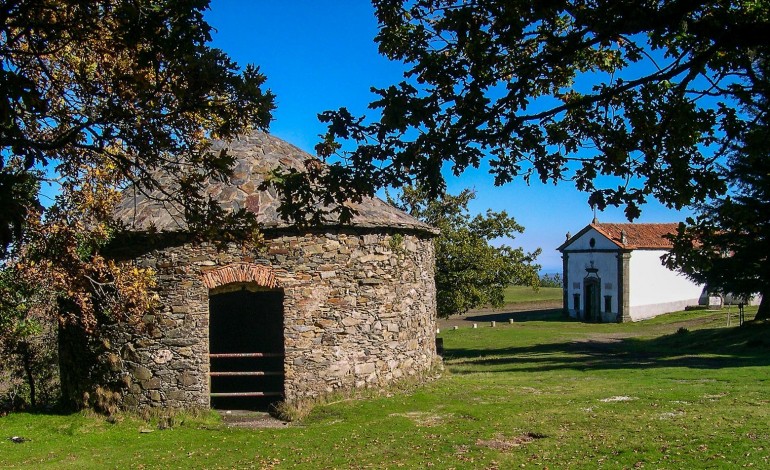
[
  {"x1": 208, "y1": 285, "x2": 284, "y2": 410},
  {"x1": 583, "y1": 278, "x2": 601, "y2": 322}
]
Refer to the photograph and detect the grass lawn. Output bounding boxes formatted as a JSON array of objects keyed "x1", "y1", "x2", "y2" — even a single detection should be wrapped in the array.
[
  {"x1": 2, "y1": 307, "x2": 770, "y2": 468},
  {"x1": 504, "y1": 285, "x2": 562, "y2": 304}
]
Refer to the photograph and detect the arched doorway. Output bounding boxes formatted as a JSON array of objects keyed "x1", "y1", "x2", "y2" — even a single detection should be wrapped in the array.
[
  {"x1": 208, "y1": 284, "x2": 284, "y2": 410},
  {"x1": 203, "y1": 263, "x2": 284, "y2": 411}
]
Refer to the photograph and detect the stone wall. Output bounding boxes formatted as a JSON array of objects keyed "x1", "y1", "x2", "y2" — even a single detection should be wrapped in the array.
[{"x1": 60, "y1": 228, "x2": 438, "y2": 410}]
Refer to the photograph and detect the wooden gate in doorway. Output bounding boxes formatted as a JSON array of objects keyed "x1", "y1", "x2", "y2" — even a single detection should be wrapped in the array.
[{"x1": 208, "y1": 287, "x2": 284, "y2": 410}]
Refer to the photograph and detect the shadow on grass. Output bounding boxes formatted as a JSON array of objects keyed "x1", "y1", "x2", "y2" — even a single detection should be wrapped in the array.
[
  {"x1": 0, "y1": 409, "x2": 80, "y2": 422},
  {"x1": 444, "y1": 321, "x2": 770, "y2": 373},
  {"x1": 461, "y1": 308, "x2": 568, "y2": 323}
]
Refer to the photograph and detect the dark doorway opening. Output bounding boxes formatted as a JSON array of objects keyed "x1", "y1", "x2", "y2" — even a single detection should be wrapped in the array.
[
  {"x1": 209, "y1": 286, "x2": 284, "y2": 411},
  {"x1": 583, "y1": 278, "x2": 601, "y2": 322}
]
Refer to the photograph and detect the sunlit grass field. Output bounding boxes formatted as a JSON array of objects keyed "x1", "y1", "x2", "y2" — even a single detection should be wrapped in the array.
[
  {"x1": 503, "y1": 285, "x2": 562, "y2": 304},
  {"x1": 2, "y1": 307, "x2": 769, "y2": 468}
]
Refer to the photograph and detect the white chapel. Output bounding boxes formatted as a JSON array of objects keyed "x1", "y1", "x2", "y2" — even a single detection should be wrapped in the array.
[{"x1": 558, "y1": 221, "x2": 704, "y2": 322}]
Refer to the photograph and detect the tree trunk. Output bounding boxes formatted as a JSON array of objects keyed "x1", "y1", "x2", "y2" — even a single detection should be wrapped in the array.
[
  {"x1": 19, "y1": 341, "x2": 36, "y2": 408},
  {"x1": 754, "y1": 291, "x2": 770, "y2": 321}
]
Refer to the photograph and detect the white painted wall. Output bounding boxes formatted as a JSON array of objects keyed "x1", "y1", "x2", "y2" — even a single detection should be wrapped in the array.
[
  {"x1": 628, "y1": 250, "x2": 703, "y2": 320},
  {"x1": 563, "y1": 229, "x2": 620, "y2": 321},
  {"x1": 566, "y1": 228, "x2": 618, "y2": 250}
]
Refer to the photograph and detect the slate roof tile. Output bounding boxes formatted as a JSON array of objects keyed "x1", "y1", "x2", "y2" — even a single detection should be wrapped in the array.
[{"x1": 114, "y1": 131, "x2": 437, "y2": 235}]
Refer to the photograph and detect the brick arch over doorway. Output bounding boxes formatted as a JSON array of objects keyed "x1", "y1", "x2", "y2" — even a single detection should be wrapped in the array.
[
  {"x1": 204, "y1": 262, "x2": 285, "y2": 411},
  {"x1": 201, "y1": 262, "x2": 279, "y2": 290}
]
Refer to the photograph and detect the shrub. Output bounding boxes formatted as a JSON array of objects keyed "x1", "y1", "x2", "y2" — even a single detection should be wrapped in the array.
[{"x1": 539, "y1": 273, "x2": 563, "y2": 288}]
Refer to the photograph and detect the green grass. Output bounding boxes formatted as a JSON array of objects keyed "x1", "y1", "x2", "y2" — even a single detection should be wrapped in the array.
[
  {"x1": 3, "y1": 307, "x2": 770, "y2": 468},
  {"x1": 504, "y1": 285, "x2": 562, "y2": 303}
]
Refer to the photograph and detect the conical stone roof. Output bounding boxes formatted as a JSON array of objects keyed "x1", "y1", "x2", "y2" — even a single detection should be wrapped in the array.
[{"x1": 114, "y1": 131, "x2": 436, "y2": 234}]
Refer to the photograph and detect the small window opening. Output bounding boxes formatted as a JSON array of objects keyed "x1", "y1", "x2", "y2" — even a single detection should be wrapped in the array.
[{"x1": 604, "y1": 295, "x2": 612, "y2": 313}]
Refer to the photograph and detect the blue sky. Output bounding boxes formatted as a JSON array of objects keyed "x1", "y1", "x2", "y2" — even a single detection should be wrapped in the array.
[{"x1": 205, "y1": 1, "x2": 694, "y2": 272}]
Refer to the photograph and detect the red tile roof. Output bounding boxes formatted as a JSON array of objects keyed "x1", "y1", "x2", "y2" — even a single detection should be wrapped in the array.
[{"x1": 590, "y1": 222, "x2": 680, "y2": 249}]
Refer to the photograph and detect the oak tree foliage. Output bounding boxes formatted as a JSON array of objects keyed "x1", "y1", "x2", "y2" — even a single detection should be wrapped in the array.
[
  {"x1": 1, "y1": 1, "x2": 275, "y2": 336},
  {"x1": 665, "y1": 60, "x2": 770, "y2": 321},
  {"x1": 1, "y1": 0, "x2": 275, "y2": 252},
  {"x1": 271, "y1": 0, "x2": 767, "y2": 224},
  {"x1": 0, "y1": 266, "x2": 59, "y2": 409},
  {"x1": 390, "y1": 186, "x2": 540, "y2": 317}
]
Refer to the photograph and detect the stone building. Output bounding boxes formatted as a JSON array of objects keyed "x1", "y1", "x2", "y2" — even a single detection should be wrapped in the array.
[{"x1": 59, "y1": 131, "x2": 439, "y2": 412}]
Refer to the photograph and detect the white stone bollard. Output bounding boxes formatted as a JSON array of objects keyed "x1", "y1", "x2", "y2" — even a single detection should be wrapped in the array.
[
  {"x1": 473, "y1": 323, "x2": 477, "y2": 329},
  {"x1": 453, "y1": 325, "x2": 458, "y2": 330},
  {"x1": 491, "y1": 321, "x2": 496, "y2": 327},
  {"x1": 436, "y1": 328, "x2": 440, "y2": 334},
  {"x1": 509, "y1": 318, "x2": 514, "y2": 324}
]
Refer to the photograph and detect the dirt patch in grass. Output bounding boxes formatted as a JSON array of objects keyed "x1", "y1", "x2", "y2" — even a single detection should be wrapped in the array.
[
  {"x1": 599, "y1": 396, "x2": 637, "y2": 403},
  {"x1": 217, "y1": 410, "x2": 288, "y2": 429},
  {"x1": 476, "y1": 432, "x2": 547, "y2": 451},
  {"x1": 389, "y1": 411, "x2": 450, "y2": 427}
]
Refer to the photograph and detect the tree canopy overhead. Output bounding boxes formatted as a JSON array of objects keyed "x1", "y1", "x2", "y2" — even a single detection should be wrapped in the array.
[
  {"x1": 1, "y1": 0, "x2": 275, "y2": 337},
  {"x1": 271, "y1": 0, "x2": 767, "y2": 222},
  {"x1": 665, "y1": 59, "x2": 770, "y2": 320},
  {"x1": 1, "y1": 0, "x2": 275, "y2": 253}
]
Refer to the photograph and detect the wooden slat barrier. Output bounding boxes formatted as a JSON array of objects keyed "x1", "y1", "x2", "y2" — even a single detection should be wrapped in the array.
[
  {"x1": 210, "y1": 392, "x2": 283, "y2": 397},
  {"x1": 209, "y1": 352, "x2": 284, "y2": 358},
  {"x1": 209, "y1": 371, "x2": 283, "y2": 377},
  {"x1": 210, "y1": 351, "x2": 284, "y2": 401}
]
